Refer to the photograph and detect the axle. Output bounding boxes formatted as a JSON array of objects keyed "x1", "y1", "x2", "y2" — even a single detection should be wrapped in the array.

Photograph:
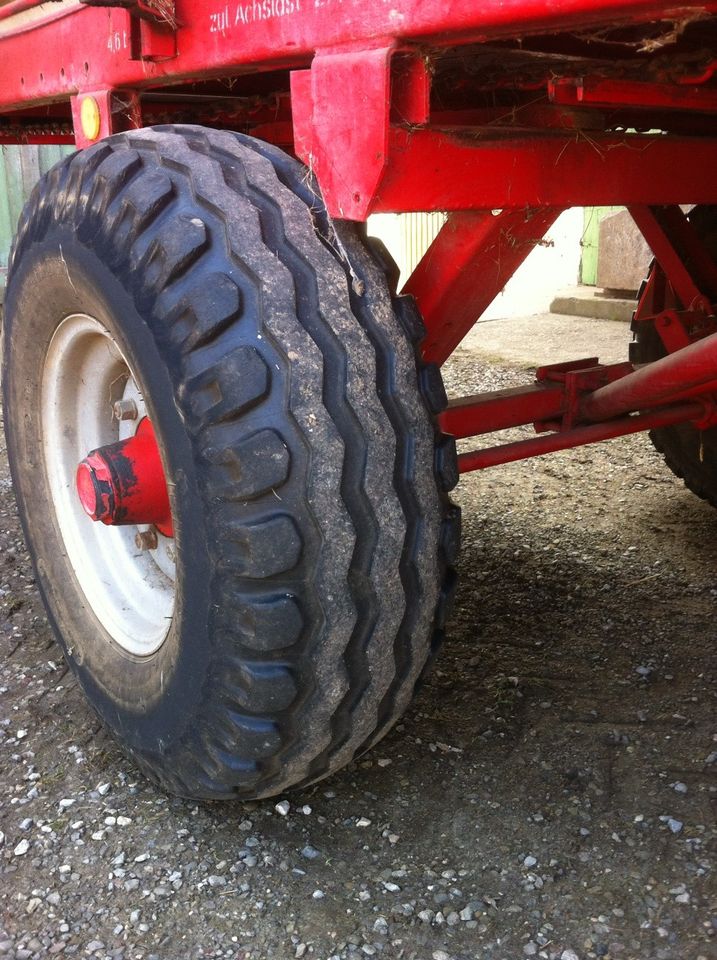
[
  {"x1": 580, "y1": 330, "x2": 717, "y2": 422},
  {"x1": 76, "y1": 418, "x2": 173, "y2": 537},
  {"x1": 441, "y1": 331, "x2": 717, "y2": 473},
  {"x1": 74, "y1": 343, "x2": 717, "y2": 508},
  {"x1": 456, "y1": 402, "x2": 705, "y2": 472}
]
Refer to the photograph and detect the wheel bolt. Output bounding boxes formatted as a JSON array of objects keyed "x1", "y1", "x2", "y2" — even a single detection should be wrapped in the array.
[
  {"x1": 135, "y1": 529, "x2": 158, "y2": 551},
  {"x1": 114, "y1": 399, "x2": 138, "y2": 421}
]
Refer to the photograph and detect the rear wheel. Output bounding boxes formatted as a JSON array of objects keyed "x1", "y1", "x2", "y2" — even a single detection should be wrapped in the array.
[
  {"x1": 2, "y1": 125, "x2": 459, "y2": 799},
  {"x1": 631, "y1": 205, "x2": 717, "y2": 507}
]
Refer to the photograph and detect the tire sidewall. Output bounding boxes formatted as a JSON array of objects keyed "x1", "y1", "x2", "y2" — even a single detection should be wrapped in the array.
[{"x1": 3, "y1": 227, "x2": 214, "y2": 753}]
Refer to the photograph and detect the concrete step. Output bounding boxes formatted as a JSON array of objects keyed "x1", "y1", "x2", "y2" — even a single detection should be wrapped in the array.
[{"x1": 550, "y1": 285, "x2": 634, "y2": 323}]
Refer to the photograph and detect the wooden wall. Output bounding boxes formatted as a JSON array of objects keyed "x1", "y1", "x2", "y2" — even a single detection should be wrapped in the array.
[{"x1": 0, "y1": 145, "x2": 74, "y2": 298}]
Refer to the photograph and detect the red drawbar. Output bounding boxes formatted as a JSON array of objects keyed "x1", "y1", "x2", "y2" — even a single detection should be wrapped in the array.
[{"x1": 76, "y1": 419, "x2": 173, "y2": 537}]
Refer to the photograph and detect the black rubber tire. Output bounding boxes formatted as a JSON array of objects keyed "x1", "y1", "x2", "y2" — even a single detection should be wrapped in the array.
[
  {"x1": 2, "y1": 125, "x2": 460, "y2": 800},
  {"x1": 631, "y1": 205, "x2": 717, "y2": 508}
]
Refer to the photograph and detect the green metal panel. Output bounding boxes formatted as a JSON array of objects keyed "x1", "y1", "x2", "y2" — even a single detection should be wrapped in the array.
[
  {"x1": 581, "y1": 205, "x2": 621, "y2": 285},
  {"x1": 0, "y1": 144, "x2": 74, "y2": 293}
]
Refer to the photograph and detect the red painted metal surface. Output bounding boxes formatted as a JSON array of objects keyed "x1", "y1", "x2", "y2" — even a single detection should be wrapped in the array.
[
  {"x1": 629, "y1": 206, "x2": 717, "y2": 307},
  {"x1": 629, "y1": 207, "x2": 710, "y2": 310},
  {"x1": 433, "y1": 199, "x2": 717, "y2": 473},
  {"x1": 457, "y1": 402, "x2": 707, "y2": 472},
  {"x1": 0, "y1": 0, "x2": 47, "y2": 22},
  {"x1": 536, "y1": 358, "x2": 634, "y2": 429},
  {"x1": 442, "y1": 312, "x2": 717, "y2": 473},
  {"x1": 651, "y1": 310, "x2": 693, "y2": 353},
  {"x1": 0, "y1": 0, "x2": 714, "y2": 116},
  {"x1": 3, "y1": 0, "x2": 717, "y2": 473},
  {"x1": 286, "y1": 32, "x2": 717, "y2": 217},
  {"x1": 0, "y1": 132, "x2": 74, "y2": 144},
  {"x1": 441, "y1": 384, "x2": 567, "y2": 440},
  {"x1": 366, "y1": 130, "x2": 717, "y2": 217},
  {"x1": 292, "y1": 42, "x2": 717, "y2": 219},
  {"x1": 407, "y1": 208, "x2": 563, "y2": 365},
  {"x1": 581, "y1": 332, "x2": 717, "y2": 422},
  {"x1": 1, "y1": 0, "x2": 717, "y2": 218},
  {"x1": 549, "y1": 77, "x2": 717, "y2": 113},
  {"x1": 76, "y1": 418, "x2": 173, "y2": 537},
  {"x1": 441, "y1": 344, "x2": 717, "y2": 470},
  {"x1": 291, "y1": 49, "x2": 392, "y2": 221}
]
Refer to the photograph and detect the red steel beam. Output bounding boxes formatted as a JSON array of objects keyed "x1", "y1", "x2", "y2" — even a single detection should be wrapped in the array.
[
  {"x1": 629, "y1": 205, "x2": 717, "y2": 306},
  {"x1": 405, "y1": 208, "x2": 562, "y2": 366},
  {"x1": 628, "y1": 206, "x2": 703, "y2": 308},
  {"x1": 440, "y1": 383, "x2": 566, "y2": 438},
  {"x1": 442, "y1": 356, "x2": 717, "y2": 442},
  {"x1": 458, "y1": 401, "x2": 705, "y2": 472},
  {"x1": 1, "y1": 0, "x2": 716, "y2": 117},
  {"x1": 0, "y1": 132, "x2": 74, "y2": 144},
  {"x1": 366, "y1": 130, "x2": 717, "y2": 218},
  {"x1": 549, "y1": 76, "x2": 717, "y2": 113},
  {"x1": 441, "y1": 330, "x2": 717, "y2": 442},
  {"x1": 580, "y1": 329, "x2": 717, "y2": 422}
]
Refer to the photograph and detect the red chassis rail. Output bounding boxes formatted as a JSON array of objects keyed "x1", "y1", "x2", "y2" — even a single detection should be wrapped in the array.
[
  {"x1": 0, "y1": 0, "x2": 714, "y2": 114},
  {"x1": 2, "y1": 2, "x2": 717, "y2": 475}
]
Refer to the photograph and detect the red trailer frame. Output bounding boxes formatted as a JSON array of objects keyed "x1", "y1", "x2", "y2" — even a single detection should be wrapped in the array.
[
  {"x1": 5, "y1": 0, "x2": 717, "y2": 802},
  {"x1": 2, "y1": 0, "x2": 717, "y2": 474}
]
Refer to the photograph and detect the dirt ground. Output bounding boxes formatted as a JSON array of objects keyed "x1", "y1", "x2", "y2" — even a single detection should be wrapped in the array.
[{"x1": 0, "y1": 314, "x2": 715, "y2": 960}]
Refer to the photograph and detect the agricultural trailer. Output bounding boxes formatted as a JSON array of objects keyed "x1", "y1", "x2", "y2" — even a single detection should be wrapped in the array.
[{"x1": 0, "y1": 0, "x2": 716, "y2": 799}]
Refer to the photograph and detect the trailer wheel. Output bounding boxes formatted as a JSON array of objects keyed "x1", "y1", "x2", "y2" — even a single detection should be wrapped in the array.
[
  {"x1": 631, "y1": 205, "x2": 717, "y2": 507},
  {"x1": 2, "y1": 126, "x2": 459, "y2": 799}
]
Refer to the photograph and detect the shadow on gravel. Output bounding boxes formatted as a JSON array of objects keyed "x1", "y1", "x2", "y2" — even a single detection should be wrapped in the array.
[{"x1": 1, "y1": 411, "x2": 715, "y2": 959}]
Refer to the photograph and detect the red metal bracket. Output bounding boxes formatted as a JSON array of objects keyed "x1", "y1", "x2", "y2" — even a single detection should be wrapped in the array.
[
  {"x1": 391, "y1": 54, "x2": 431, "y2": 126},
  {"x1": 580, "y1": 329, "x2": 717, "y2": 421},
  {"x1": 652, "y1": 309, "x2": 692, "y2": 352},
  {"x1": 292, "y1": 46, "x2": 394, "y2": 221},
  {"x1": 406, "y1": 207, "x2": 563, "y2": 365},
  {"x1": 639, "y1": 307, "x2": 717, "y2": 354},
  {"x1": 71, "y1": 89, "x2": 141, "y2": 149},
  {"x1": 537, "y1": 358, "x2": 634, "y2": 429},
  {"x1": 628, "y1": 205, "x2": 717, "y2": 310},
  {"x1": 81, "y1": 0, "x2": 176, "y2": 60}
]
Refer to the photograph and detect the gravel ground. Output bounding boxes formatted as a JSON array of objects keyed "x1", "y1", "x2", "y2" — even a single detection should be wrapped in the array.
[{"x1": 1, "y1": 314, "x2": 715, "y2": 960}]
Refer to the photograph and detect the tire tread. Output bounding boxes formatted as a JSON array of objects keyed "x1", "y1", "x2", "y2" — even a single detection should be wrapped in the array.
[{"x1": 6, "y1": 125, "x2": 460, "y2": 799}]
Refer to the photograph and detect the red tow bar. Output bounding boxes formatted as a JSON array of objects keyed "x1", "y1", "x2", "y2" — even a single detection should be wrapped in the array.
[{"x1": 76, "y1": 419, "x2": 173, "y2": 537}]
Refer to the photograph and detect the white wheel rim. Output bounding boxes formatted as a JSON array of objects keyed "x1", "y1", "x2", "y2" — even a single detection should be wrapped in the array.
[{"x1": 41, "y1": 314, "x2": 175, "y2": 656}]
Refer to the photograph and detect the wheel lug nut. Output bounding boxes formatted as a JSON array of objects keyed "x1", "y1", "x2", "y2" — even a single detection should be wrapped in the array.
[
  {"x1": 114, "y1": 399, "x2": 138, "y2": 421},
  {"x1": 135, "y1": 529, "x2": 158, "y2": 551}
]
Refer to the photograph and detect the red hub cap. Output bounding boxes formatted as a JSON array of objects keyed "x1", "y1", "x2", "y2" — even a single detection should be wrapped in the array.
[{"x1": 76, "y1": 418, "x2": 173, "y2": 537}]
